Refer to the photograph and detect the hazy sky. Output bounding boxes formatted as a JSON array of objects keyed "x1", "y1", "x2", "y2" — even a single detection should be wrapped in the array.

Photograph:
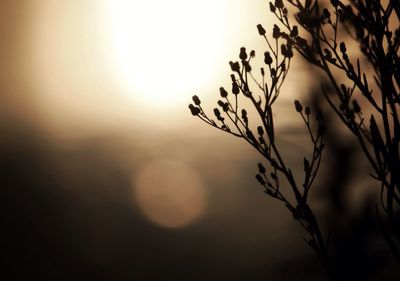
[
  {"x1": 1, "y1": 2, "x2": 332, "y2": 280},
  {"x1": 3, "y1": 0, "x2": 310, "y2": 138}
]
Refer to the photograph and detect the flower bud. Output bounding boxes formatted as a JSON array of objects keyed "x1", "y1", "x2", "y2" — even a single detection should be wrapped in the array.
[
  {"x1": 188, "y1": 104, "x2": 200, "y2": 116},
  {"x1": 222, "y1": 102, "x2": 229, "y2": 112},
  {"x1": 275, "y1": 0, "x2": 284, "y2": 9},
  {"x1": 281, "y1": 44, "x2": 293, "y2": 58},
  {"x1": 229, "y1": 61, "x2": 240, "y2": 72},
  {"x1": 269, "y1": 2, "x2": 276, "y2": 13},
  {"x1": 257, "y1": 126, "x2": 264, "y2": 135},
  {"x1": 239, "y1": 47, "x2": 247, "y2": 60},
  {"x1": 273, "y1": 24, "x2": 281, "y2": 39},
  {"x1": 294, "y1": 100, "x2": 303, "y2": 112},
  {"x1": 257, "y1": 24, "x2": 266, "y2": 36},
  {"x1": 323, "y1": 8, "x2": 331, "y2": 20},
  {"x1": 243, "y1": 61, "x2": 252, "y2": 72},
  {"x1": 264, "y1": 52, "x2": 273, "y2": 65},
  {"x1": 340, "y1": 84, "x2": 347, "y2": 94},
  {"x1": 331, "y1": 0, "x2": 338, "y2": 7},
  {"x1": 258, "y1": 163, "x2": 266, "y2": 174},
  {"x1": 232, "y1": 82, "x2": 240, "y2": 95},
  {"x1": 340, "y1": 42, "x2": 347, "y2": 53},
  {"x1": 219, "y1": 87, "x2": 228, "y2": 98},
  {"x1": 192, "y1": 95, "x2": 201, "y2": 105},
  {"x1": 256, "y1": 174, "x2": 265, "y2": 185},
  {"x1": 290, "y1": 26, "x2": 298, "y2": 37}
]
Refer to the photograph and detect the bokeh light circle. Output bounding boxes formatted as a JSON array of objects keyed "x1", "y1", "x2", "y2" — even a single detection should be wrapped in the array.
[{"x1": 133, "y1": 160, "x2": 206, "y2": 228}]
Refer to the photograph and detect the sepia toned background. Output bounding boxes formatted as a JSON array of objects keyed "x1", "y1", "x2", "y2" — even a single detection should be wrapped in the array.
[{"x1": 1, "y1": 1, "x2": 388, "y2": 280}]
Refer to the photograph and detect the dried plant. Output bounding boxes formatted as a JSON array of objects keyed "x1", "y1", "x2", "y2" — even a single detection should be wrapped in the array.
[
  {"x1": 269, "y1": 0, "x2": 400, "y2": 262},
  {"x1": 189, "y1": 0, "x2": 400, "y2": 278}
]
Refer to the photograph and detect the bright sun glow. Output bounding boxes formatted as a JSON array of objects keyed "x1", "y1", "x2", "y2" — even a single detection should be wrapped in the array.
[{"x1": 107, "y1": 0, "x2": 227, "y2": 108}]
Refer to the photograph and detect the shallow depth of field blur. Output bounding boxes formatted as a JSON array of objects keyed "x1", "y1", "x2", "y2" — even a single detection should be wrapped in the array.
[{"x1": 1, "y1": 1, "x2": 386, "y2": 280}]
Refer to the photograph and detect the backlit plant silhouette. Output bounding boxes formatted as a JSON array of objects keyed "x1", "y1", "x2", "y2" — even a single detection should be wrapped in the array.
[{"x1": 189, "y1": 0, "x2": 399, "y2": 278}]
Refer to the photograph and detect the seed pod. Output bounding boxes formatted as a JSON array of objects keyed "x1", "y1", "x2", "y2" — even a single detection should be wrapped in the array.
[
  {"x1": 273, "y1": 24, "x2": 281, "y2": 39},
  {"x1": 219, "y1": 87, "x2": 228, "y2": 98},
  {"x1": 257, "y1": 24, "x2": 266, "y2": 36},
  {"x1": 256, "y1": 174, "x2": 265, "y2": 185},
  {"x1": 188, "y1": 104, "x2": 200, "y2": 116},
  {"x1": 340, "y1": 42, "x2": 347, "y2": 53},
  {"x1": 264, "y1": 52, "x2": 273, "y2": 65},
  {"x1": 275, "y1": 0, "x2": 284, "y2": 9},
  {"x1": 257, "y1": 126, "x2": 264, "y2": 135},
  {"x1": 331, "y1": 0, "x2": 338, "y2": 7},
  {"x1": 246, "y1": 129, "x2": 256, "y2": 142},
  {"x1": 294, "y1": 100, "x2": 303, "y2": 112},
  {"x1": 258, "y1": 163, "x2": 266, "y2": 174},
  {"x1": 281, "y1": 44, "x2": 293, "y2": 58},
  {"x1": 323, "y1": 8, "x2": 331, "y2": 19},
  {"x1": 285, "y1": 44, "x2": 293, "y2": 58},
  {"x1": 239, "y1": 47, "x2": 247, "y2": 60},
  {"x1": 243, "y1": 61, "x2": 252, "y2": 72},
  {"x1": 229, "y1": 61, "x2": 240, "y2": 72},
  {"x1": 269, "y1": 2, "x2": 276, "y2": 13},
  {"x1": 232, "y1": 82, "x2": 240, "y2": 95},
  {"x1": 290, "y1": 26, "x2": 298, "y2": 37},
  {"x1": 192, "y1": 95, "x2": 201, "y2": 105},
  {"x1": 340, "y1": 84, "x2": 347, "y2": 94}
]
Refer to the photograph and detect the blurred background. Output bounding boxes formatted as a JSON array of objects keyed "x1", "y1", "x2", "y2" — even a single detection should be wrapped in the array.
[{"x1": 1, "y1": 1, "x2": 396, "y2": 280}]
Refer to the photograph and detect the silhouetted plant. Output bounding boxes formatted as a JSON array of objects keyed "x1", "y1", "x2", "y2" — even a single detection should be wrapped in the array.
[
  {"x1": 189, "y1": 0, "x2": 400, "y2": 278},
  {"x1": 189, "y1": 12, "x2": 333, "y2": 275},
  {"x1": 266, "y1": 0, "x2": 400, "y2": 262}
]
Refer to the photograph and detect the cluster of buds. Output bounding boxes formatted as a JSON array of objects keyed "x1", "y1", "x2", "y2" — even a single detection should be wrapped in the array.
[{"x1": 187, "y1": 0, "x2": 338, "y2": 266}]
